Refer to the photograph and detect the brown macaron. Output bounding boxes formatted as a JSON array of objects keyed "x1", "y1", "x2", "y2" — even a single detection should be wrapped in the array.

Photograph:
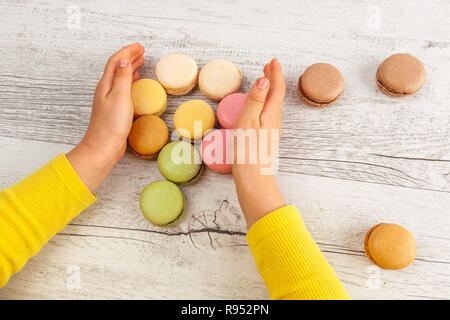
[
  {"x1": 297, "y1": 63, "x2": 344, "y2": 107},
  {"x1": 128, "y1": 115, "x2": 169, "y2": 160},
  {"x1": 364, "y1": 223, "x2": 416, "y2": 270},
  {"x1": 376, "y1": 53, "x2": 426, "y2": 97}
]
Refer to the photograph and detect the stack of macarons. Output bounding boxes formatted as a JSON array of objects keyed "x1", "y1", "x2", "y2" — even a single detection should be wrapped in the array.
[{"x1": 130, "y1": 53, "x2": 245, "y2": 227}]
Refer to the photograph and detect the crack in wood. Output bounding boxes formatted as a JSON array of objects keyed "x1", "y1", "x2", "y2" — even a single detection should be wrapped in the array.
[
  {"x1": 68, "y1": 222, "x2": 247, "y2": 237},
  {"x1": 67, "y1": 223, "x2": 450, "y2": 264},
  {"x1": 371, "y1": 153, "x2": 450, "y2": 163}
]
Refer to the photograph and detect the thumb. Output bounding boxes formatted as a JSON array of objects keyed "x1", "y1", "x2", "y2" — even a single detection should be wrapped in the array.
[
  {"x1": 235, "y1": 77, "x2": 270, "y2": 128},
  {"x1": 110, "y1": 58, "x2": 133, "y2": 96}
]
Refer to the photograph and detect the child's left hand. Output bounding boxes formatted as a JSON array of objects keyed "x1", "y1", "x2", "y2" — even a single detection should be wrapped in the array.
[{"x1": 67, "y1": 43, "x2": 145, "y2": 192}]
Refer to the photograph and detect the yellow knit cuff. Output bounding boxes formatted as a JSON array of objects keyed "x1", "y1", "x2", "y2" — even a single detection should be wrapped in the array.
[
  {"x1": 0, "y1": 154, "x2": 97, "y2": 288},
  {"x1": 246, "y1": 205, "x2": 350, "y2": 300},
  {"x1": 247, "y1": 205, "x2": 302, "y2": 247},
  {"x1": 52, "y1": 154, "x2": 97, "y2": 208}
]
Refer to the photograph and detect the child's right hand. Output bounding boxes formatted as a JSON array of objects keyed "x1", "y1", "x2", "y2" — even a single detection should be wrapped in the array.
[{"x1": 232, "y1": 59, "x2": 287, "y2": 227}]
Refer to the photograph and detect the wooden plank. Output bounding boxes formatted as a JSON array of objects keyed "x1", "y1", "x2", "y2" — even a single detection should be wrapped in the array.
[
  {"x1": 0, "y1": 0, "x2": 449, "y2": 300},
  {"x1": 0, "y1": 0, "x2": 449, "y2": 193},
  {"x1": 0, "y1": 136, "x2": 449, "y2": 299}
]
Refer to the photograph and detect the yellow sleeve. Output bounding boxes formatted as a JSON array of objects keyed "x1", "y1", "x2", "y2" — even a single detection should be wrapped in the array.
[
  {"x1": 247, "y1": 205, "x2": 350, "y2": 300},
  {"x1": 0, "y1": 154, "x2": 96, "y2": 287}
]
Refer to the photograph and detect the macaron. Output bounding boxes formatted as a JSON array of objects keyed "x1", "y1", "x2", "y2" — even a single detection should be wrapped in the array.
[
  {"x1": 297, "y1": 63, "x2": 344, "y2": 107},
  {"x1": 173, "y1": 100, "x2": 215, "y2": 141},
  {"x1": 158, "y1": 141, "x2": 203, "y2": 184},
  {"x1": 139, "y1": 180, "x2": 185, "y2": 227},
  {"x1": 217, "y1": 93, "x2": 247, "y2": 129},
  {"x1": 155, "y1": 54, "x2": 198, "y2": 95},
  {"x1": 131, "y1": 79, "x2": 167, "y2": 116},
  {"x1": 364, "y1": 223, "x2": 416, "y2": 270},
  {"x1": 376, "y1": 53, "x2": 426, "y2": 97},
  {"x1": 201, "y1": 129, "x2": 233, "y2": 174},
  {"x1": 199, "y1": 59, "x2": 242, "y2": 101},
  {"x1": 128, "y1": 115, "x2": 169, "y2": 160}
]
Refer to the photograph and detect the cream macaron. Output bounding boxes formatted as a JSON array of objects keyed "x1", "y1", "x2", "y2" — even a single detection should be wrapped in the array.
[
  {"x1": 199, "y1": 59, "x2": 242, "y2": 101},
  {"x1": 156, "y1": 54, "x2": 199, "y2": 95}
]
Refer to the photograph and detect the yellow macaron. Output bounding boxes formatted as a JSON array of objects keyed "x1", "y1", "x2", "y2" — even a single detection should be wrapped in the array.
[
  {"x1": 173, "y1": 100, "x2": 215, "y2": 141},
  {"x1": 131, "y1": 79, "x2": 167, "y2": 117}
]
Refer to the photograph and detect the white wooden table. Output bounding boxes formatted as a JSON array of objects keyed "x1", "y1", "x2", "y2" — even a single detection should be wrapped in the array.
[{"x1": 0, "y1": 0, "x2": 449, "y2": 300}]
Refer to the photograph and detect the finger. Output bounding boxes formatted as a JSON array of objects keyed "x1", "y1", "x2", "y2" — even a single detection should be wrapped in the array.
[
  {"x1": 98, "y1": 43, "x2": 145, "y2": 96},
  {"x1": 108, "y1": 58, "x2": 133, "y2": 97},
  {"x1": 261, "y1": 59, "x2": 286, "y2": 126},
  {"x1": 105, "y1": 43, "x2": 144, "y2": 78},
  {"x1": 263, "y1": 63, "x2": 271, "y2": 78},
  {"x1": 132, "y1": 56, "x2": 145, "y2": 72},
  {"x1": 266, "y1": 59, "x2": 285, "y2": 105},
  {"x1": 234, "y1": 77, "x2": 270, "y2": 129},
  {"x1": 132, "y1": 70, "x2": 141, "y2": 82}
]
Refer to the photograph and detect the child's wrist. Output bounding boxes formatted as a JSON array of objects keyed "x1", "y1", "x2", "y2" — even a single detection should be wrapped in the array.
[
  {"x1": 232, "y1": 166, "x2": 286, "y2": 227},
  {"x1": 67, "y1": 139, "x2": 124, "y2": 192},
  {"x1": 80, "y1": 136, "x2": 125, "y2": 168}
]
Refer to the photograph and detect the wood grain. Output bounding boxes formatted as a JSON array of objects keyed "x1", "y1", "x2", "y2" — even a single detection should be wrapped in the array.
[
  {"x1": 0, "y1": 136, "x2": 449, "y2": 299},
  {"x1": 0, "y1": 0, "x2": 449, "y2": 299}
]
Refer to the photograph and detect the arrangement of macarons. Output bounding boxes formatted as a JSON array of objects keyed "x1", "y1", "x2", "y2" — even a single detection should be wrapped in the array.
[
  {"x1": 130, "y1": 51, "x2": 424, "y2": 272},
  {"x1": 129, "y1": 53, "x2": 242, "y2": 231}
]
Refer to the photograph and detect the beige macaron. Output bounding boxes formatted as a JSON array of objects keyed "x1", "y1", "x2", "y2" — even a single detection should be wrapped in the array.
[
  {"x1": 364, "y1": 223, "x2": 416, "y2": 270},
  {"x1": 155, "y1": 54, "x2": 198, "y2": 95},
  {"x1": 376, "y1": 53, "x2": 426, "y2": 97},
  {"x1": 199, "y1": 59, "x2": 242, "y2": 101},
  {"x1": 297, "y1": 63, "x2": 344, "y2": 107}
]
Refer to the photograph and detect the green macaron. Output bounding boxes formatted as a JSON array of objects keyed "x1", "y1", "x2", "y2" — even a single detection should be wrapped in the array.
[
  {"x1": 157, "y1": 141, "x2": 203, "y2": 184},
  {"x1": 139, "y1": 180, "x2": 185, "y2": 226}
]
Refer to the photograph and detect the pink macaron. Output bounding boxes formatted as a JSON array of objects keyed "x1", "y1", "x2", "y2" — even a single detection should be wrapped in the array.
[
  {"x1": 216, "y1": 93, "x2": 247, "y2": 129},
  {"x1": 201, "y1": 129, "x2": 233, "y2": 174}
]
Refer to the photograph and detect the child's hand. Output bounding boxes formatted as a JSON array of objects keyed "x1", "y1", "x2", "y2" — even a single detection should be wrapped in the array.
[
  {"x1": 232, "y1": 59, "x2": 287, "y2": 227},
  {"x1": 67, "y1": 43, "x2": 145, "y2": 192}
]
